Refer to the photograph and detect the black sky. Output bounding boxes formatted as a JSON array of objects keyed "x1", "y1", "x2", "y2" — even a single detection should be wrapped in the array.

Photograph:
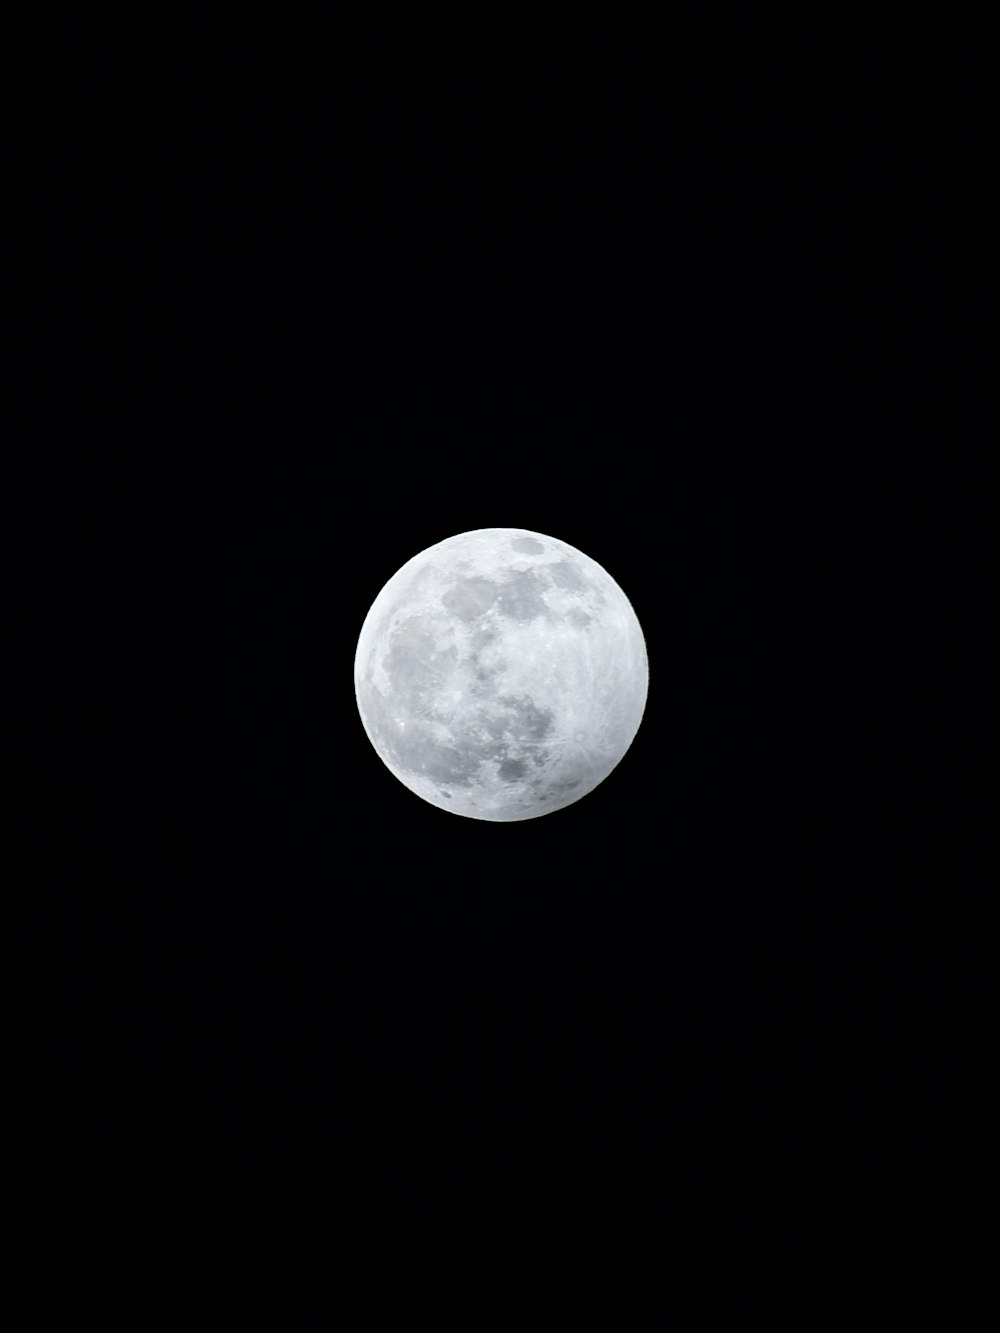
[{"x1": 14, "y1": 16, "x2": 991, "y2": 1256}]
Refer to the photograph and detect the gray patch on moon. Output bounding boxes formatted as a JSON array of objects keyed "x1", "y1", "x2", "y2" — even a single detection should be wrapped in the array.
[
  {"x1": 390, "y1": 719, "x2": 477, "y2": 786},
  {"x1": 497, "y1": 694, "x2": 554, "y2": 743},
  {"x1": 495, "y1": 569, "x2": 548, "y2": 622},
  {"x1": 548, "y1": 560, "x2": 589, "y2": 592},
  {"x1": 567, "y1": 607, "x2": 592, "y2": 628},
  {"x1": 469, "y1": 667, "x2": 498, "y2": 699},
  {"x1": 441, "y1": 576, "x2": 497, "y2": 621},
  {"x1": 511, "y1": 537, "x2": 545, "y2": 554},
  {"x1": 498, "y1": 757, "x2": 528, "y2": 781},
  {"x1": 382, "y1": 616, "x2": 458, "y2": 712}
]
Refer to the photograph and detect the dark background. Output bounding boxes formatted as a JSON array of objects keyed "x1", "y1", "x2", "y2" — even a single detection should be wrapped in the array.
[{"x1": 14, "y1": 16, "x2": 992, "y2": 1248}]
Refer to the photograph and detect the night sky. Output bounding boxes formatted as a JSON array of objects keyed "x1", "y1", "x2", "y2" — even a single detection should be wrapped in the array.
[{"x1": 15, "y1": 16, "x2": 991, "y2": 1257}]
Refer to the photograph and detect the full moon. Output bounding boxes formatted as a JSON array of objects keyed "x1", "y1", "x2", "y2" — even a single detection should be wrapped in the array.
[{"x1": 354, "y1": 528, "x2": 648, "y2": 821}]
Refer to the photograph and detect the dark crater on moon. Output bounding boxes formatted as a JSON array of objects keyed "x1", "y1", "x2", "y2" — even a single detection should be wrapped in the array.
[
  {"x1": 548, "y1": 560, "x2": 589, "y2": 592},
  {"x1": 511, "y1": 537, "x2": 545, "y2": 554},
  {"x1": 441, "y1": 576, "x2": 497, "y2": 621},
  {"x1": 497, "y1": 693, "x2": 554, "y2": 743},
  {"x1": 498, "y1": 758, "x2": 528, "y2": 781},
  {"x1": 495, "y1": 569, "x2": 548, "y2": 622}
]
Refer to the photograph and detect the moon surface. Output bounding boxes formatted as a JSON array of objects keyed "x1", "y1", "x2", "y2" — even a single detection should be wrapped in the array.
[{"x1": 354, "y1": 528, "x2": 648, "y2": 821}]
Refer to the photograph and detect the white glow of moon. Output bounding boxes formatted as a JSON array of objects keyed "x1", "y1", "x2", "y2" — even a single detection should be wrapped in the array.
[{"x1": 354, "y1": 528, "x2": 648, "y2": 821}]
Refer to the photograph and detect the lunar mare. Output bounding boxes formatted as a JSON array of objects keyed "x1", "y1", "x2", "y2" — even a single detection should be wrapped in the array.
[{"x1": 354, "y1": 528, "x2": 648, "y2": 821}]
